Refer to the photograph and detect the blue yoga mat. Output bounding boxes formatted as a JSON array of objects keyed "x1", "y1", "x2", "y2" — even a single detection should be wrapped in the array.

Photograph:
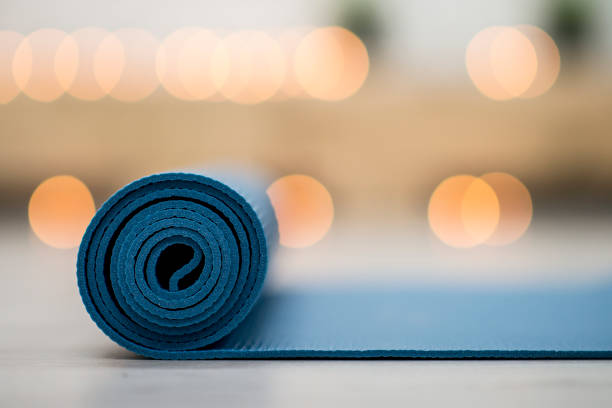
[{"x1": 77, "y1": 171, "x2": 612, "y2": 359}]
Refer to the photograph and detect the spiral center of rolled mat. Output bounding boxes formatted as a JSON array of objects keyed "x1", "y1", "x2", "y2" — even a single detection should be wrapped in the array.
[{"x1": 155, "y1": 243, "x2": 204, "y2": 292}]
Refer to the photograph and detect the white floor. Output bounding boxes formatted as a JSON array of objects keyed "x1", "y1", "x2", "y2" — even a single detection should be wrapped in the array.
[
  {"x1": 3, "y1": 356, "x2": 612, "y2": 407},
  {"x1": 1, "y1": 218, "x2": 612, "y2": 407}
]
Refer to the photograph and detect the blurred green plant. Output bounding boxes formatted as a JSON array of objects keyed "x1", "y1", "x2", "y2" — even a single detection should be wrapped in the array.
[
  {"x1": 337, "y1": 0, "x2": 382, "y2": 54},
  {"x1": 548, "y1": 0, "x2": 593, "y2": 54}
]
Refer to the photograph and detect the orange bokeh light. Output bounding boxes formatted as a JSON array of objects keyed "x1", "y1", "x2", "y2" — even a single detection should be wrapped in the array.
[
  {"x1": 466, "y1": 26, "x2": 542, "y2": 100},
  {"x1": 93, "y1": 32, "x2": 124, "y2": 96},
  {"x1": 481, "y1": 172, "x2": 533, "y2": 246},
  {"x1": 461, "y1": 177, "x2": 500, "y2": 243},
  {"x1": 267, "y1": 174, "x2": 334, "y2": 248},
  {"x1": 12, "y1": 29, "x2": 78, "y2": 102},
  {"x1": 294, "y1": 26, "x2": 369, "y2": 101},
  {"x1": 214, "y1": 30, "x2": 285, "y2": 104},
  {"x1": 466, "y1": 26, "x2": 513, "y2": 101},
  {"x1": 489, "y1": 27, "x2": 538, "y2": 98},
  {"x1": 61, "y1": 27, "x2": 112, "y2": 101},
  {"x1": 516, "y1": 25, "x2": 561, "y2": 98},
  {"x1": 276, "y1": 28, "x2": 310, "y2": 99},
  {"x1": 156, "y1": 27, "x2": 201, "y2": 100},
  {"x1": 179, "y1": 29, "x2": 226, "y2": 100},
  {"x1": 98, "y1": 29, "x2": 159, "y2": 102},
  {"x1": 428, "y1": 175, "x2": 500, "y2": 248},
  {"x1": 28, "y1": 175, "x2": 96, "y2": 249},
  {"x1": 0, "y1": 30, "x2": 24, "y2": 103},
  {"x1": 93, "y1": 33, "x2": 125, "y2": 94}
]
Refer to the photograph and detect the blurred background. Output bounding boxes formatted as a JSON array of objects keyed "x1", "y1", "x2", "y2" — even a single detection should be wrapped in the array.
[{"x1": 1, "y1": 0, "x2": 612, "y2": 291}]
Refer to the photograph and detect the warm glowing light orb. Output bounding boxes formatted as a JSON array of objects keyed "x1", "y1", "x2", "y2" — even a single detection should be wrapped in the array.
[
  {"x1": 489, "y1": 27, "x2": 538, "y2": 98},
  {"x1": 93, "y1": 33, "x2": 124, "y2": 96},
  {"x1": 0, "y1": 30, "x2": 23, "y2": 103},
  {"x1": 267, "y1": 174, "x2": 334, "y2": 248},
  {"x1": 98, "y1": 29, "x2": 159, "y2": 102},
  {"x1": 12, "y1": 29, "x2": 78, "y2": 102},
  {"x1": 516, "y1": 25, "x2": 561, "y2": 98},
  {"x1": 428, "y1": 175, "x2": 478, "y2": 248},
  {"x1": 466, "y1": 26, "x2": 539, "y2": 100},
  {"x1": 276, "y1": 28, "x2": 310, "y2": 99},
  {"x1": 481, "y1": 172, "x2": 533, "y2": 246},
  {"x1": 61, "y1": 27, "x2": 112, "y2": 100},
  {"x1": 214, "y1": 30, "x2": 285, "y2": 104},
  {"x1": 428, "y1": 175, "x2": 500, "y2": 248},
  {"x1": 28, "y1": 175, "x2": 96, "y2": 249},
  {"x1": 156, "y1": 27, "x2": 202, "y2": 100},
  {"x1": 466, "y1": 26, "x2": 514, "y2": 101},
  {"x1": 294, "y1": 26, "x2": 369, "y2": 101},
  {"x1": 461, "y1": 178, "x2": 500, "y2": 244},
  {"x1": 178, "y1": 29, "x2": 227, "y2": 100}
]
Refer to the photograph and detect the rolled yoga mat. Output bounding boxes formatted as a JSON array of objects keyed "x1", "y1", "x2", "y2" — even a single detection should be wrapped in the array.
[
  {"x1": 78, "y1": 171, "x2": 612, "y2": 359},
  {"x1": 77, "y1": 171, "x2": 278, "y2": 359}
]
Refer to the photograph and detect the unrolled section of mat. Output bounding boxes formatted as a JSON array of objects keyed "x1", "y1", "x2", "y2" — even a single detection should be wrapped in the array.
[{"x1": 198, "y1": 284, "x2": 612, "y2": 359}]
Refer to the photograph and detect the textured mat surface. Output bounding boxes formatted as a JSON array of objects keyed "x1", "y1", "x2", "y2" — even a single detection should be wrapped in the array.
[
  {"x1": 205, "y1": 284, "x2": 612, "y2": 359},
  {"x1": 78, "y1": 172, "x2": 612, "y2": 359}
]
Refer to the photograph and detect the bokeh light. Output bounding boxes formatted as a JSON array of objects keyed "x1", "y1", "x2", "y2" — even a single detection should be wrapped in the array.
[
  {"x1": 98, "y1": 28, "x2": 159, "y2": 102},
  {"x1": 516, "y1": 25, "x2": 561, "y2": 98},
  {"x1": 481, "y1": 172, "x2": 533, "y2": 246},
  {"x1": 61, "y1": 27, "x2": 112, "y2": 101},
  {"x1": 276, "y1": 28, "x2": 310, "y2": 99},
  {"x1": 294, "y1": 26, "x2": 369, "y2": 101},
  {"x1": 214, "y1": 30, "x2": 285, "y2": 104},
  {"x1": 178, "y1": 28, "x2": 227, "y2": 100},
  {"x1": 489, "y1": 26, "x2": 537, "y2": 98},
  {"x1": 428, "y1": 175, "x2": 500, "y2": 248},
  {"x1": 28, "y1": 175, "x2": 96, "y2": 249},
  {"x1": 12, "y1": 29, "x2": 78, "y2": 102},
  {"x1": 460, "y1": 177, "x2": 500, "y2": 244},
  {"x1": 0, "y1": 30, "x2": 23, "y2": 103},
  {"x1": 466, "y1": 26, "x2": 513, "y2": 101},
  {"x1": 156, "y1": 27, "x2": 201, "y2": 100},
  {"x1": 93, "y1": 32, "x2": 124, "y2": 96},
  {"x1": 267, "y1": 174, "x2": 334, "y2": 248},
  {"x1": 466, "y1": 26, "x2": 539, "y2": 100}
]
